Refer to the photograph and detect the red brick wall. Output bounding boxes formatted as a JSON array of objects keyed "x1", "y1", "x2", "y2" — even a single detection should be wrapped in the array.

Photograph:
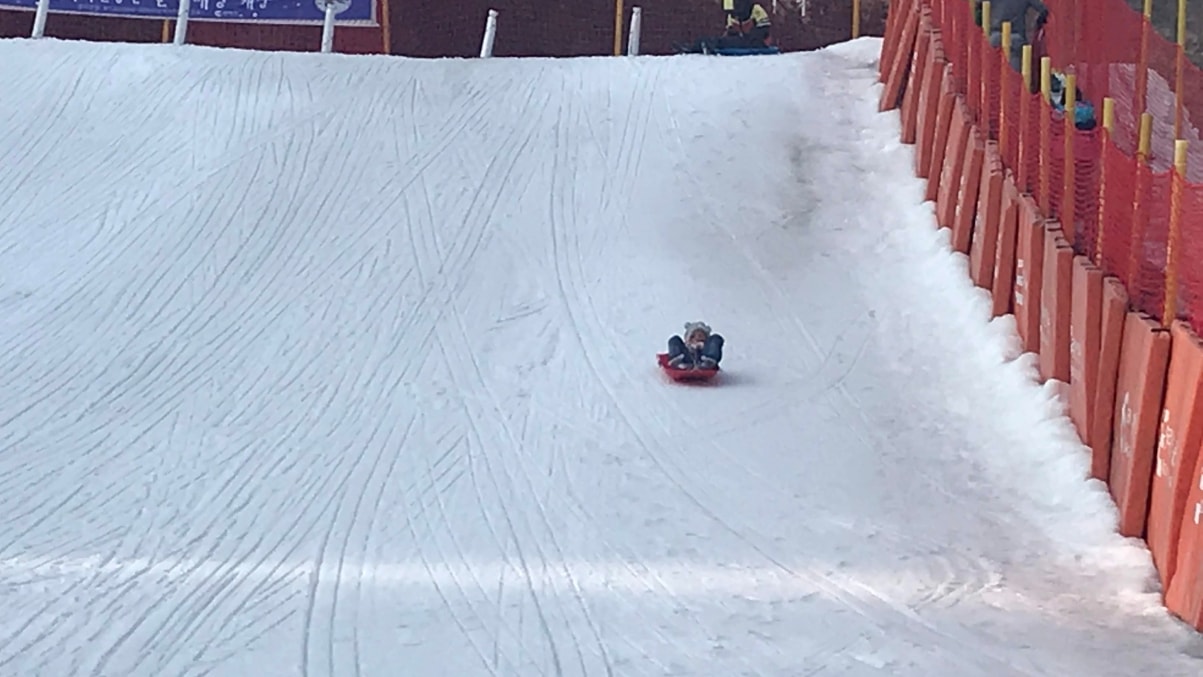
[{"x1": 0, "y1": 0, "x2": 885, "y2": 57}]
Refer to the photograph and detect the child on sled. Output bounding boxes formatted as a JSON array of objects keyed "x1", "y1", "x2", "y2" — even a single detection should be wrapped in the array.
[{"x1": 666, "y1": 321, "x2": 724, "y2": 369}]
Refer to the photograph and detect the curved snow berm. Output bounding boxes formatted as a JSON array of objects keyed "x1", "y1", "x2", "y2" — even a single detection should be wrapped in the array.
[
  {"x1": 0, "y1": 35, "x2": 1199, "y2": 675},
  {"x1": 877, "y1": 0, "x2": 1203, "y2": 645}
]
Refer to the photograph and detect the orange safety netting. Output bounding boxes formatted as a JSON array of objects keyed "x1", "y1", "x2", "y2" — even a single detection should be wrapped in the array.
[
  {"x1": 925, "y1": 0, "x2": 1203, "y2": 328},
  {"x1": 1179, "y1": 183, "x2": 1203, "y2": 323},
  {"x1": 1099, "y1": 140, "x2": 1139, "y2": 278}
]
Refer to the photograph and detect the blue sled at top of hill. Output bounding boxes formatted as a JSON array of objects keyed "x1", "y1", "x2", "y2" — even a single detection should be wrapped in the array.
[
  {"x1": 711, "y1": 45, "x2": 781, "y2": 56},
  {"x1": 673, "y1": 41, "x2": 781, "y2": 56}
]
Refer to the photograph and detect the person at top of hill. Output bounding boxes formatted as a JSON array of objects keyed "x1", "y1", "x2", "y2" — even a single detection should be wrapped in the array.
[
  {"x1": 676, "y1": 0, "x2": 772, "y2": 54},
  {"x1": 666, "y1": 321, "x2": 725, "y2": 369},
  {"x1": 723, "y1": 0, "x2": 773, "y2": 48},
  {"x1": 975, "y1": 0, "x2": 1048, "y2": 71}
]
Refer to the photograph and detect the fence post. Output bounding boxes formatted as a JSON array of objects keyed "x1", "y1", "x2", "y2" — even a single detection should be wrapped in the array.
[
  {"x1": 964, "y1": 0, "x2": 976, "y2": 103},
  {"x1": 173, "y1": 0, "x2": 191, "y2": 46},
  {"x1": 320, "y1": 1, "x2": 337, "y2": 53},
  {"x1": 1126, "y1": 112, "x2": 1154, "y2": 291},
  {"x1": 1000, "y1": 21, "x2": 1012, "y2": 158},
  {"x1": 1095, "y1": 97, "x2": 1115, "y2": 267},
  {"x1": 1136, "y1": 0, "x2": 1153, "y2": 124},
  {"x1": 1163, "y1": 139, "x2": 1189, "y2": 325},
  {"x1": 1174, "y1": 0, "x2": 1186, "y2": 139},
  {"x1": 614, "y1": 0, "x2": 625, "y2": 56},
  {"x1": 380, "y1": 0, "x2": 392, "y2": 54},
  {"x1": 1039, "y1": 56, "x2": 1052, "y2": 214},
  {"x1": 627, "y1": 6, "x2": 642, "y2": 56},
  {"x1": 31, "y1": 0, "x2": 50, "y2": 38},
  {"x1": 1063, "y1": 73, "x2": 1077, "y2": 242},
  {"x1": 480, "y1": 9, "x2": 499, "y2": 57},
  {"x1": 853, "y1": 0, "x2": 861, "y2": 38},
  {"x1": 1018, "y1": 44, "x2": 1033, "y2": 190},
  {"x1": 980, "y1": 1, "x2": 991, "y2": 122}
]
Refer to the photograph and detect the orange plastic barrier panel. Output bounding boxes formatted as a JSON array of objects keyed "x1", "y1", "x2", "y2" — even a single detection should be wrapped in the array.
[
  {"x1": 1090, "y1": 278, "x2": 1129, "y2": 481},
  {"x1": 1012, "y1": 196, "x2": 1045, "y2": 355},
  {"x1": 1069, "y1": 256, "x2": 1104, "y2": 445},
  {"x1": 923, "y1": 65, "x2": 956, "y2": 190},
  {"x1": 1108, "y1": 313, "x2": 1171, "y2": 538},
  {"x1": 878, "y1": 0, "x2": 912, "y2": 84},
  {"x1": 900, "y1": 10, "x2": 931, "y2": 144},
  {"x1": 877, "y1": 6, "x2": 895, "y2": 82},
  {"x1": 968, "y1": 142, "x2": 1001, "y2": 282},
  {"x1": 879, "y1": 6, "x2": 920, "y2": 112},
  {"x1": 935, "y1": 98, "x2": 970, "y2": 229},
  {"x1": 952, "y1": 129, "x2": 985, "y2": 255},
  {"x1": 913, "y1": 35, "x2": 944, "y2": 178},
  {"x1": 1038, "y1": 227, "x2": 1072, "y2": 385},
  {"x1": 990, "y1": 175, "x2": 1021, "y2": 317},
  {"x1": 1148, "y1": 321, "x2": 1203, "y2": 593},
  {"x1": 1167, "y1": 435, "x2": 1203, "y2": 630}
]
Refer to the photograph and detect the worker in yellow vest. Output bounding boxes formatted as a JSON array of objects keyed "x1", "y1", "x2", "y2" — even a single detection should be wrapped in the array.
[
  {"x1": 676, "y1": 0, "x2": 774, "y2": 54},
  {"x1": 723, "y1": 0, "x2": 773, "y2": 48}
]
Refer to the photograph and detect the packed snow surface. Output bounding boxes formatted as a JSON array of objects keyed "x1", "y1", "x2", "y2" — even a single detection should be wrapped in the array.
[{"x1": 0, "y1": 35, "x2": 1201, "y2": 676}]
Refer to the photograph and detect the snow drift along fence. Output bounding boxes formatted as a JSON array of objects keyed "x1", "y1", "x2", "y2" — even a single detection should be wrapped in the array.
[{"x1": 879, "y1": 0, "x2": 1203, "y2": 633}]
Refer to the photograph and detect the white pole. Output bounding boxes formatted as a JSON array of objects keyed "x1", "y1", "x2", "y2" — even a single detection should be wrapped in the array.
[
  {"x1": 627, "y1": 6, "x2": 642, "y2": 56},
  {"x1": 31, "y1": 0, "x2": 50, "y2": 38},
  {"x1": 173, "y1": 0, "x2": 191, "y2": 45},
  {"x1": 480, "y1": 9, "x2": 498, "y2": 58},
  {"x1": 320, "y1": 1, "x2": 337, "y2": 53}
]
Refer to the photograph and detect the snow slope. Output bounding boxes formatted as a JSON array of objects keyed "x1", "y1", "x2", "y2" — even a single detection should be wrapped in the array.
[{"x1": 0, "y1": 35, "x2": 1201, "y2": 676}]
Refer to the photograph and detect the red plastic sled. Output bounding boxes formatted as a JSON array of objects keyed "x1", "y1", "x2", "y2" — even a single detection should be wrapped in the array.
[{"x1": 657, "y1": 352, "x2": 720, "y2": 383}]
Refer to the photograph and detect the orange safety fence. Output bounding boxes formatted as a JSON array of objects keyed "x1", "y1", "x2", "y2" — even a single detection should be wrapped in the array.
[
  {"x1": 921, "y1": 0, "x2": 1203, "y2": 329},
  {"x1": 881, "y1": 0, "x2": 1203, "y2": 634}
]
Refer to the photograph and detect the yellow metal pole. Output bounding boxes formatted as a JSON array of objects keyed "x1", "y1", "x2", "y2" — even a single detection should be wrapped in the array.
[
  {"x1": 1138, "y1": 112, "x2": 1153, "y2": 160},
  {"x1": 1021, "y1": 42, "x2": 1033, "y2": 91},
  {"x1": 1040, "y1": 57, "x2": 1052, "y2": 102},
  {"x1": 1177, "y1": 0, "x2": 1186, "y2": 45},
  {"x1": 379, "y1": 0, "x2": 392, "y2": 55},
  {"x1": 1163, "y1": 139, "x2": 1189, "y2": 325},
  {"x1": 614, "y1": 0, "x2": 625, "y2": 56},
  {"x1": 1094, "y1": 97, "x2": 1115, "y2": 266},
  {"x1": 853, "y1": 0, "x2": 861, "y2": 39}
]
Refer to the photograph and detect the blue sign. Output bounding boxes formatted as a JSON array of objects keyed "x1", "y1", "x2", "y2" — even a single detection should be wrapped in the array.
[{"x1": 0, "y1": 0, "x2": 375, "y2": 24}]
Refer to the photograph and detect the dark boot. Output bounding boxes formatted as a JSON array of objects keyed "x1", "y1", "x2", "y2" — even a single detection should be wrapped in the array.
[
  {"x1": 699, "y1": 334, "x2": 724, "y2": 368},
  {"x1": 667, "y1": 335, "x2": 694, "y2": 368}
]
